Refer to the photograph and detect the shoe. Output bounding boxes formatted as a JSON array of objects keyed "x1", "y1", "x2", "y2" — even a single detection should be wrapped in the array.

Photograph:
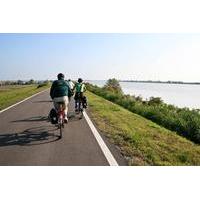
[{"x1": 64, "y1": 117, "x2": 68, "y2": 123}]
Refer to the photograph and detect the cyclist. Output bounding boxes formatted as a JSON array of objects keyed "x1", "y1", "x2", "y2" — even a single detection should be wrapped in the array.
[
  {"x1": 74, "y1": 78, "x2": 87, "y2": 112},
  {"x1": 67, "y1": 79, "x2": 75, "y2": 102},
  {"x1": 50, "y1": 73, "x2": 71, "y2": 123},
  {"x1": 67, "y1": 79, "x2": 75, "y2": 91}
]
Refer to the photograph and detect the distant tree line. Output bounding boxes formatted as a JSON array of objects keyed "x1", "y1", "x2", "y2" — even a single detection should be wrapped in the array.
[
  {"x1": 0, "y1": 79, "x2": 51, "y2": 86},
  {"x1": 120, "y1": 80, "x2": 200, "y2": 85},
  {"x1": 86, "y1": 78, "x2": 200, "y2": 144}
]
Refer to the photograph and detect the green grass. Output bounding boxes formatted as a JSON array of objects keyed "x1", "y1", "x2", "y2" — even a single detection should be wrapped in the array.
[
  {"x1": 86, "y1": 91, "x2": 200, "y2": 166},
  {"x1": 0, "y1": 84, "x2": 50, "y2": 111}
]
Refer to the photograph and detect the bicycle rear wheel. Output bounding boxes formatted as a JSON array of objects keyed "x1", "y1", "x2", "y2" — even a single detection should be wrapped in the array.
[
  {"x1": 57, "y1": 119, "x2": 62, "y2": 139},
  {"x1": 79, "y1": 101, "x2": 84, "y2": 119},
  {"x1": 58, "y1": 103, "x2": 65, "y2": 139}
]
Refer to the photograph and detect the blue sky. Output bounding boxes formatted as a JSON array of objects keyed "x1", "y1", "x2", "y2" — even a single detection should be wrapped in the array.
[{"x1": 0, "y1": 33, "x2": 200, "y2": 81}]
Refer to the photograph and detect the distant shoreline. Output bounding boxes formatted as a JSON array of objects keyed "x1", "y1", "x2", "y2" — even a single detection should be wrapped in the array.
[
  {"x1": 119, "y1": 80, "x2": 200, "y2": 85},
  {"x1": 87, "y1": 80, "x2": 200, "y2": 85}
]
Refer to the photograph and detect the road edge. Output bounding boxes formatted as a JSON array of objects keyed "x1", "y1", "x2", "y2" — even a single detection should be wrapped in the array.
[{"x1": 83, "y1": 111, "x2": 119, "y2": 166}]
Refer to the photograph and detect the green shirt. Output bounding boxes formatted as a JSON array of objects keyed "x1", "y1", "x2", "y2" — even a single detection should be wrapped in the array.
[{"x1": 50, "y1": 79, "x2": 71, "y2": 99}]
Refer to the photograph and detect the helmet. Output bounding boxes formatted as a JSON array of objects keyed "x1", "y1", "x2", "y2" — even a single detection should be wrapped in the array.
[
  {"x1": 57, "y1": 73, "x2": 65, "y2": 80},
  {"x1": 78, "y1": 78, "x2": 83, "y2": 83}
]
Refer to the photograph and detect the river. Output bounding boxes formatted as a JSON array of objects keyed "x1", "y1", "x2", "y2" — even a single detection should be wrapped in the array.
[{"x1": 88, "y1": 80, "x2": 200, "y2": 109}]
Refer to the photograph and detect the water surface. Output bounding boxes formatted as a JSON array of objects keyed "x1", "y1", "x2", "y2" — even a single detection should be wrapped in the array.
[{"x1": 88, "y1": 80, "x2": 200, "y2": 109}]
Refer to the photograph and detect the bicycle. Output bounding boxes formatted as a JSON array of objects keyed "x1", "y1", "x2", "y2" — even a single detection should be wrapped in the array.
[
  {"x1": 57, "y1": 102, "x2": 65, "y2": 139},
  {"x1": 75, "y1": 96, "x2": 84, "y2": 119}
]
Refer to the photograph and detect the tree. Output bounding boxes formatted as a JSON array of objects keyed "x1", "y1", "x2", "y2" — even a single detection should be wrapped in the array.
[
  {"x1": 17, "y1": 80, "x2": 24, "y2": 85},
  {"x1": 103, "y1": 78, "x2": 123, "y2": 94},
  {"x1": 28, "y1": 79, "x2": 35, "y2": 84},
  {"x1": 148, "y1": 97, "x2": 163, "y2": 105}
]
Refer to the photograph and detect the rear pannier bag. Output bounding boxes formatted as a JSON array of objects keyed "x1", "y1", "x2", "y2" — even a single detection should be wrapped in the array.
[{"x1": 49, "y1": 108, "x2": 58, "y2": 124}]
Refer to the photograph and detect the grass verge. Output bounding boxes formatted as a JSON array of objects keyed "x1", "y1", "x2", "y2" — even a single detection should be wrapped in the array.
[
  {"x1": 0, "y1": 84, "x2": 50, "y2": 111},
  {"x1": 86, "y1": 91, "x2": 200, "y2": 166}
]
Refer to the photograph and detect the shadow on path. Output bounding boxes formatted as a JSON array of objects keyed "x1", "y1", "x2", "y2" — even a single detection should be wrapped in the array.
[
  {"x1": 0, "y1": 126, "x2": 60, "y2": 147},
  {"x1": 11, "y1": 114, "x2": 81, "y2": 123},
  {"x1": 68, "y1": 112, "x2": 83, "y2": 122},
  {"x1": 33, "y1": 100, "x2": 52, "y2": 103},
  {"x1": 11, "y1": 116, "x2": 49, "y2": 123}
]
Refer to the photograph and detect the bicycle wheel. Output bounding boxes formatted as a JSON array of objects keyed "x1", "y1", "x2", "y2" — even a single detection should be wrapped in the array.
[
  {"x1": 78, "y1": 99, "x2": 81, "y2": 114},
  {"x1": 79, "y1": 101, "x2": 83, "y2": 119},
  {"x1": 57, "y1": 119, "x2": 62, "y2": 139},
  {"x1": 58, "y1": 103, "x2": 64, "y2": 139}
]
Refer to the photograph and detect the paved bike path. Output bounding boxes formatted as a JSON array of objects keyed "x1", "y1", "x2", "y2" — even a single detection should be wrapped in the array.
[{"x1": 0, "y1": 90, "x2": 126, "y2": 166}]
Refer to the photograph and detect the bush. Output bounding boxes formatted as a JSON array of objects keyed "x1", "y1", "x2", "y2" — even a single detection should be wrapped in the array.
[
  {"x1": 103, "y1": 78, "x2": 123, "y2": 94},
  {"x1": 37, "y1": 81, "x2": 49, "y2": 88},
  {"x1": 148, "y1": 97, "x2": 163, "y2": 105}
]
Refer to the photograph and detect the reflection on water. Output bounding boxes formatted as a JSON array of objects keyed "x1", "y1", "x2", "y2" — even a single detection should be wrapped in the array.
[{"x1": 88, "y1": 80, "x2": 200, "y2": 109}]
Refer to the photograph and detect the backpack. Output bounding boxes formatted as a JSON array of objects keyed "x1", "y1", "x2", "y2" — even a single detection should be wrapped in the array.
[{"x1": 49, "y1": 108, "x2": 58, "y2": 124}]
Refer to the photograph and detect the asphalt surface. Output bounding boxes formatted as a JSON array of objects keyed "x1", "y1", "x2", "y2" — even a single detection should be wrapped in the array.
[{"x1": 0, "y1": 90, "x2": 126, "y2": 166}]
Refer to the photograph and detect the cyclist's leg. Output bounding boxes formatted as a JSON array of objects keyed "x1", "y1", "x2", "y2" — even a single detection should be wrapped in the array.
[
  {"x1": 82, "y1": 94, "x2": 87, "y2": 108},
  {"x1": 78, "y1": 98, "x2": 81, "y2": 111},
  {"x1": 80, "y1": 93, "x2": 84, "y2": 110},
  {"x1": 63, "y1": 96, "x2": 69, "y2": 121},
  {"x1": 74, "y1": 93, "x2": 79, "y2": 112},
  {"x1": 52, "y1": 98, "x2": 62, "y2": 124},
  {"x1": 53, "y1": 100, "x2": 59, "y2": 113},
  {"x1": 75, "y1": 100, "x2": 78, "y2": 110}
]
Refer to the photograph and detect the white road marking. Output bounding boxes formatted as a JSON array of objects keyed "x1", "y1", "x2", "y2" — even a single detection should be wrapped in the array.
[
  {"x1": 83, "y1": 111, "x2": 119, "y2": 166},
  {"x1": 0, "y1": 89, "x2": 49, "y2": 114}
]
